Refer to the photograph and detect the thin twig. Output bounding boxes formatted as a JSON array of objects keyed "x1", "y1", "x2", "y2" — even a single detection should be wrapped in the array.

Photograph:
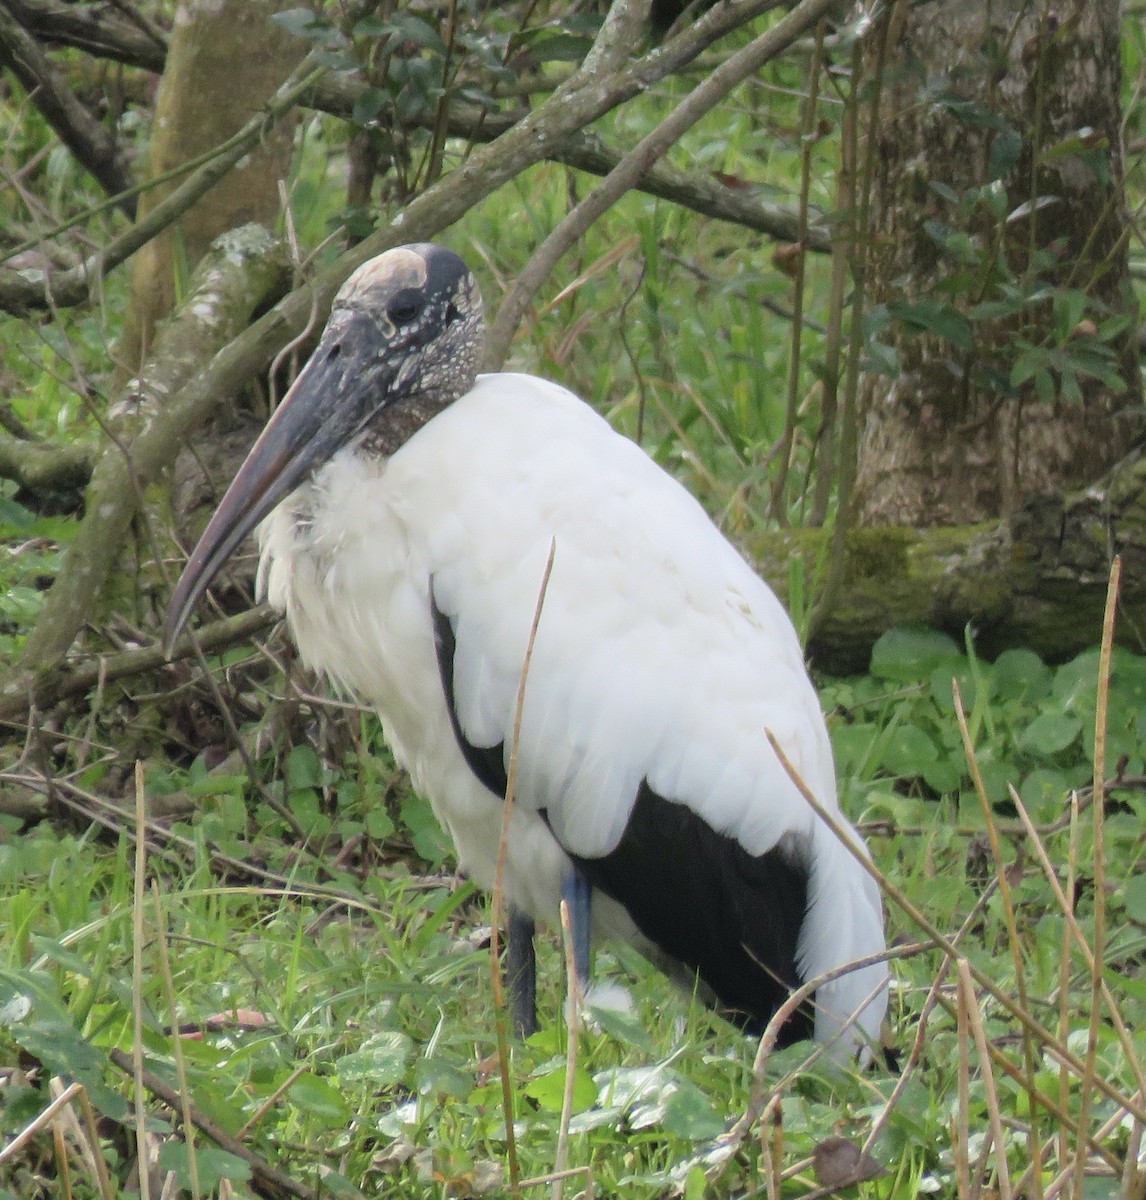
[
  {"x1": 958, "y1": 959, "x2": 1013, "y2": 1200},
  {"x1": 151, "y1": 882, "x2": 201, "y2": 1200},
  {"x1": 953, "y1": 677, "x2": 1044, "y2": 1197},
  {"x1": 0, "y1": 1080, "x2": 84, "y2": 1165}
]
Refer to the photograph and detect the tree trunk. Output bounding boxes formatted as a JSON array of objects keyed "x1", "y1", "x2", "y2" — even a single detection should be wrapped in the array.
[
  {"x1": 117, "y1": 0, "x2": 303, "y2": 375},
  {"x1": 853, "y1": 0, "x2": 1141, "y2": 526}
]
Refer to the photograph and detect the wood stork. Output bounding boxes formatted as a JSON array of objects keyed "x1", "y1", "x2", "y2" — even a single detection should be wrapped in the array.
[{"x1": 165, "y1": 243, "x2": 887, "y2": 1053}]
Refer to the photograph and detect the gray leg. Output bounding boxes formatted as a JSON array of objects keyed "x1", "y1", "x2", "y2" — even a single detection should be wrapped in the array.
[
  {"x1": 506, "y1": 907, "x2": 537, "y2": 1038},
  {"x1": 562, "y1": 871, "x2": 592, "y2": 988}
]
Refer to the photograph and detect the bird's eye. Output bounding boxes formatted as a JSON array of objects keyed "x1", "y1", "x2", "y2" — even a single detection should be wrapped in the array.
[{"x1": 388, "y1": 294, "x2": 422, "y2": 327}]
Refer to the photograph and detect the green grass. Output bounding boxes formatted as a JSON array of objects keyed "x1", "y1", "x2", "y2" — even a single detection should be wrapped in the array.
[{"x1": 3, "y1": 623, "x2": 1145, "y2": 1198}]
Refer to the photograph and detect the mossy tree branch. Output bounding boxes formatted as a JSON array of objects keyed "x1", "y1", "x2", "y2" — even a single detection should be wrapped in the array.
[
  {"x1": 10, "y1": 225, "x2": 292, "y2": 688},
  {"x1": 0, "y1": 433, "x2": 94, "y2": 496},
  {"x1": 754, "y1": 454, "x2": 1146, "y2": 674}
]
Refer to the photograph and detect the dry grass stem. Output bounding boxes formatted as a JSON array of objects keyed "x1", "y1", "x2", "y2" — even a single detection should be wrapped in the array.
[
  {"x1": 953, "y1": 679, "x2": 1045, "y2": 1197},
  {"x1": 151, "y1": 881, "x2": 201, "y2": 1200},
  {"x1": 131, "y1": 760, "x2": 152, "y2": 1200},
  {"x1": 766, "y1": 733, "x2": 1146, "y2": 1126},
  {"x1": 552, "y1": 898, "x2": 580, "y2": 1200},
  {"x1": 1073, "y1": 556, "x2": 1121, "y2": 1200},
  {"x1": 957, "y1": 959, "x2": 1011, "y2": 1200},
  {"x1": 490, "y1": 538, "x2": 557, "y2": 1198}
]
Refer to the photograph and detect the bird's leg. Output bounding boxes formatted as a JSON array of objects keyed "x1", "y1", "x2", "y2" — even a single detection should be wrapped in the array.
[
  {"x1": 562, "y1": 870, "x2": 593, "y2": 996},
  {"x1": 506, "y1": 906, "x2": 538, "y2": 1038}
]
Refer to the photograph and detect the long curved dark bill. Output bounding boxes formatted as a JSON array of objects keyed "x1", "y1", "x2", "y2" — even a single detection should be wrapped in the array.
[{"x1": 163, "y1": 318, "x2": 381, "y2": 655}]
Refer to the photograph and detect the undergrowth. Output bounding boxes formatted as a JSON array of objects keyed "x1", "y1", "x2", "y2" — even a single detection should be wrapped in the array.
[{"x1": 2, "y1": 605, "x2": 1145, "y2": 1199}]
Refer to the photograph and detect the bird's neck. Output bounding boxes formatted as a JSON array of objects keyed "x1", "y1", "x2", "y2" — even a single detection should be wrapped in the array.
[{"x1": 360, "y1": 388, "x2": 463, "y2": 458}]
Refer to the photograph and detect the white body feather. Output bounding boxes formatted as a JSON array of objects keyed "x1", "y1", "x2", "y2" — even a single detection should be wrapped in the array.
[{"x1": 259, "y1": 372, "x2": 886, "y2": 1047}]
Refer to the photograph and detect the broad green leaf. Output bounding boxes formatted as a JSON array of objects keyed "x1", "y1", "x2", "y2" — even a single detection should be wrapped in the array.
[
  {"x1": 660, "y1": 1081, "x2": 725, "y2": 1140},
  {"x1": 159, "y1": 1144, "x2": 252, "y2": 1191},
  {"x1": 1120, "y1": 873, "x2": 1146, "y2": 923},
  {"x1": 870, "y1": 627, "x2": 961, "y2": 682},
  {"x1": 337, "y1": 1031, "x2": 413, "y2": 1085},
  {"x1": 1018, "y1": 712, "x2": 1082, "y2": 756},
  {"x1": 524, "y1": 1064, "x2": 597, "y2": 1112},
  {"x1": 289, "y1": 1073, "x2": 351, "y2": 1124},
  {"x1": 887, "y1": 300, "x2": 973, "y2": 350},
  {"x1": 992, "y1": 648, "x2": 1051, "y2": 702},
  {"x1": 287, "y1": 744, "x2": 323, "y2": 790},
  {"x1": 880, "y1": 724, "x2": 939, "y2": 777}
]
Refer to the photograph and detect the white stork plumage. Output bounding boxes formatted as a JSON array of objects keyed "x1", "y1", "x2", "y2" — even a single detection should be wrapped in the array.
[{"x1": 165, "y1": 243, "x2": 887, "y2": 1053}]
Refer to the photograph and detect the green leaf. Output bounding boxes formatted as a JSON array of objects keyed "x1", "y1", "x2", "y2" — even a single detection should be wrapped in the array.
[
  {"x1": 416, "y1": 1056, "x2": 472, "y2": 1100},
  {"x1": 337, "y1": 1031, "x2": 413, "y2": 1085},
  {"x1": 383, "y1": 14, "x2": 447, "y2": 54},
  {"x1": 929, "y1": 664, "x2": 979, "y2": 713},
  {"x1": 1122, "y1": 874, "x2": 1146, "y2": 923},
  {"x1": 289, "y1": 1073, "x2": 351, "y2": 1124},
  {"x1": 523, "y1": 32, "x2": 593, "y2": 62},
  {"x1": 352, "y1": 88, "x2": 390, "y2": 126},
  {"x1": 887, "y1": 300, "x2": 973, "y2": 350},
  {"x1": 401, "y1": 794, "x2": 452, "y2": 865},
  {"x1": 1006, "y1": 194, "x2": 1061, "y2": 225},
  {"x1": 1018, "y1": 768, "x2": 1073, "y2": 822},
  {"x1": 1052, "y1": 289, "x2": 1093, "y2": 343},
  {"x1": 585, "y1": 996, "x2": 655, "y2": 1052},
  {"x1": 158, "y1": 1143, "x2": 252, "y2": 1191},
  {"x1": 967, "y1": 297, "x2": 1024, "y2": 321},
  {"x1": 660, "y1": 1081, "x2": 725, "y2": 1140},
  {"x1": 1052, "y1": 649, "x2": 1102, "y2": 706},
  {"x1": 921, "y1": 758, "x2": 963, "y2": 795},
  {"x1": 830, "y1": 722, "x2": 880, "y2": 777},
  {"x1": 524, "y1": 1064, "x2": 597, "y2": 1112},
  {"x1": 870, "y1": 627, "x2": 961, "y2": 682},
  {"x1": 988, "y1": 127, "x2": 1022, "y2": 180},
  {"x1": 861, "y1": 339, "x2": 899, "y2": 376},
  {"x1": 366, "y1": 806, "x2": 395, "y2": 840},
  {"x1": 880, "y1": 723, "x2": 939, "y2": 778},
  {"x1": 271, "y1": 6, "x2": 320, "y2": 36},
  {"x1": 683, "y1": 1164, "x2": 708, "y2": 1200},
  {"x1": 12, "y1": 1019, "x2": 128, "y2": 1120},
  {"x1": 992, "y1": 648, "x2": 1051, "y2": 702},
  {"x1": 1018, "y1": 712, "x2": 1082, "y2": 756},
  {"x1": 287, "y1": 744, "x2": 323, "y2": 790}
]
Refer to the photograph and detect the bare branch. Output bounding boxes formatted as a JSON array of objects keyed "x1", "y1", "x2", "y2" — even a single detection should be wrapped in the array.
[
  {"x1": 6, "y1": 0, "x2": 165, "y2": 70},
  {"x1": 1, "y1": 608, "x2": 275, "y2": 721},
  {"x1": 6, "y1": 1, "x2": 817, "y2": 250},
  {"x1": 1, "y1": 0, "x2": 793, "y2": 712},
  {"x1": 310, "y1": 75, "x2": 822, "y2": 248},
  {"x1": 0, "y1": 0, "x2": 136, "y2": 213}
]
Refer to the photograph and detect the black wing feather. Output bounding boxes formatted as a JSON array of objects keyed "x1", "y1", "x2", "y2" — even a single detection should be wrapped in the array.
[
  {"x1": 564, "y1": 781, "x2": 814, "y2": 1043},
  {"x1": 430, "y1": 584, "x2": 508, "y2": 799}
]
